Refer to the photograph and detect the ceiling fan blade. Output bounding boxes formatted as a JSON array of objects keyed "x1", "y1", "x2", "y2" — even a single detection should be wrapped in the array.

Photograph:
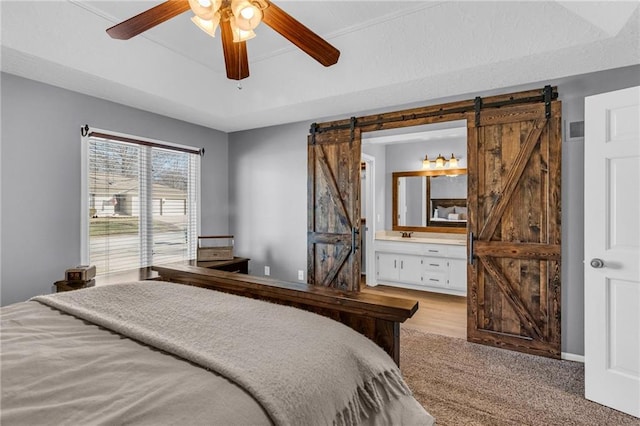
[
  {"x1": 262, "y1": 1, "x2": 340, "y2": 67},
  {"x1": 220, "y1": 19, "x2": 250, "y2": 80},
  {"x1": 106, "y1": 0, "x2": 190, "y2": 40}
]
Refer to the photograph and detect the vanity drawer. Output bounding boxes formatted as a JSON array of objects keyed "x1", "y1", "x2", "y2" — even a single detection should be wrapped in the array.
[
  {"x1": 423, "y1": 244, "x2": 447, "y2": 256},
  {"x1": 421, "y1": 272, "x2": 447, "y2": 287},
  {"x1": 423, "y1": 257, "x2": 447, "y2": 272}
]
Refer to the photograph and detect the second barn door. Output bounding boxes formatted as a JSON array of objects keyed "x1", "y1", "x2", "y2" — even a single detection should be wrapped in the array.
[
  {"x1": 307, "y1": 125, "x2": 362, "y2": 291},
  {"x1": 467, "y1": 91, "x2": 562, "y2": 358}
]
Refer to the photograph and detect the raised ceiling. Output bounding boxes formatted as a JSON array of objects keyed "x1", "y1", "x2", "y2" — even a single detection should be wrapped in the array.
[{"x1": 1, "y1": 1, "x2": 638, "y2": 132}]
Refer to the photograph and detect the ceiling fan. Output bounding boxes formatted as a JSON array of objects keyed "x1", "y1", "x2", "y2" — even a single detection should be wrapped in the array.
[{"x1": 106, "y1": 0, "x2": 340, "y2": 80}]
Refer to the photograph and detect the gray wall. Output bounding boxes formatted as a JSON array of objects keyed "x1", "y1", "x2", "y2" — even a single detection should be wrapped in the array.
[
  {"x1": 227, "y1": 65, "x2": 639, "y2": 356},
  {"x1": 1, "y1": 73, "x2": 230, "y2": 306},
  {"x1": 228, "y1": 121, "x2": 308, "y2": 281}
]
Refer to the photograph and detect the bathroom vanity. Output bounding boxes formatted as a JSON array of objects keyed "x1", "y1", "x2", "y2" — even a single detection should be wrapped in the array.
[{"x1": 373, "y1": 232, "x2": 467, "y2": 296}]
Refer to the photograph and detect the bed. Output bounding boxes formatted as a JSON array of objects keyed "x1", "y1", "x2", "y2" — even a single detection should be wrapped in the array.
[
  {"x1": 427, "y1": 198, "x2": 468, "y2": 228},
  {"x1": 1, "y1": 280, "x2": 434, "y2": 425}
]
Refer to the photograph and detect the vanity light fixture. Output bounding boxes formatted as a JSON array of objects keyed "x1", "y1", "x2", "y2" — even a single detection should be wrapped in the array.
[
  {"x1": 422, "y1": 153, "x2": 460, "y2": 169},
  {"x1": 448, "y1": 153, "x2": 458, "y2": 168},
  {"x1": 422, "y1": 155, "x2": 432, "y2": 169}
]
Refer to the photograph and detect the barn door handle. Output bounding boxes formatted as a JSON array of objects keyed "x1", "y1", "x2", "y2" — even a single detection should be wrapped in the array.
[
  {"x1": 468, "y1": 232, "x2": 475, "y2": 265},
  {"x1": 351, "y1": 227, "x2": 359, "y2": 254}
]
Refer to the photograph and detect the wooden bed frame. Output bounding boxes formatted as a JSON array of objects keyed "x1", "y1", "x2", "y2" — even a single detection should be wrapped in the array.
[{"x1": 152, "y1": 263, "x2": 419, "y2": 365}]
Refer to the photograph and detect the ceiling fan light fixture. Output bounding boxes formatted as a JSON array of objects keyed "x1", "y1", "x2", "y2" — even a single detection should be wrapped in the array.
[
  {"x1": 230, "y1": 17, "x2": 256, "y2": 42},
  {"x1": 231, "y1": 0, "x2": 263, "y2": 31},
  {"x1": 106, "y1": 0, "x2": 341, "y2": 80},
  {"x1": 188, "y1": 0, "x2": 221, "y2": 21},
  {"x1": 190, "y1": 13, "x2": 220, "y2": 37}
]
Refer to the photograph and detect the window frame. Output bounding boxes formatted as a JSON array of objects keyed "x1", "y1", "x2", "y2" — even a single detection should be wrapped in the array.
[{"x1": 80, "y1": 127, "x2": 201, "y2": 272}]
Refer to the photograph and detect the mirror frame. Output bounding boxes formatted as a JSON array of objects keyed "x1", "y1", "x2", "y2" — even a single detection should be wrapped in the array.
[{"x1": 392, "y1": 168, "x2": 467, "y2": 234}]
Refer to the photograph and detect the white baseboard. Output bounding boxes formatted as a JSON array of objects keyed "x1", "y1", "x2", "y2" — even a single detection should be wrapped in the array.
[{"x1": 562, "y1": 352, "x2": 585, "y2": 363}]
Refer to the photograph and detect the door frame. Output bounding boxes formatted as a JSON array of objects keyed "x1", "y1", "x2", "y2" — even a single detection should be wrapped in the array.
[{"x1": 362, "y1": 153, "x2": 376, "y2": 287}]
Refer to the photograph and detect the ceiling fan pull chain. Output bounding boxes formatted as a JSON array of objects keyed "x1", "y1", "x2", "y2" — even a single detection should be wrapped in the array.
[{"x1": 237, "y1": 38, "x2": 243, "y2": 90}]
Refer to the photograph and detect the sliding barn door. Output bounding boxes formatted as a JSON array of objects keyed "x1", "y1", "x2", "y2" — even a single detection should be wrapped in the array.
[
  {"x1": 308, "y1": 126, "x2": 361, "y2": 291},
  {"x1": 467, "y1": 97, "x2": 562, "y2": 358}
]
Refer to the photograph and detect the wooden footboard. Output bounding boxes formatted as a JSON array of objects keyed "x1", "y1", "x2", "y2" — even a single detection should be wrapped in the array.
[{"x1": 152, "y1": 263, "x2": 419, "y2": 365}]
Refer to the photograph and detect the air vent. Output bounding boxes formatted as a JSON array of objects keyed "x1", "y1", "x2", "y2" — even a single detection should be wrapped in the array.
[{"x1": 568, "y1": 121, "x2": 585, "y2": 139}]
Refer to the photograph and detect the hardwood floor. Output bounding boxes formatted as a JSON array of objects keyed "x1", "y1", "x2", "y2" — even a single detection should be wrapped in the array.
[{"x1": 362, "y1": 282, "x2": 467, "y2": 339}]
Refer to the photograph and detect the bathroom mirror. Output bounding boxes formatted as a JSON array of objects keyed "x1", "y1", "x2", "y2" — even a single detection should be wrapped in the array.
[{"x1": 392, "y1": 169, "x2": 467, "y2": 233}]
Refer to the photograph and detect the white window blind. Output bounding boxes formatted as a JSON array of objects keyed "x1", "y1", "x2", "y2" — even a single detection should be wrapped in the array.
[{"x1": 85, "y1": 131, "x2": 200, "y2": 275}]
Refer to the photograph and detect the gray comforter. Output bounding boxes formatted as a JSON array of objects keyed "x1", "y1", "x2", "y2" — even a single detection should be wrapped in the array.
[{"x1": 1, "y1": 281, "x2": 433, "y2": 425}]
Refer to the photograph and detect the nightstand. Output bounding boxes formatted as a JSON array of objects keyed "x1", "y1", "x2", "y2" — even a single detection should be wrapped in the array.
[
  {"x1": 54, "y1": 279, "x2": 95, "y2": 293},
  {"x1": 194, "y1": 257, "x2": 250, "y2": 274}
]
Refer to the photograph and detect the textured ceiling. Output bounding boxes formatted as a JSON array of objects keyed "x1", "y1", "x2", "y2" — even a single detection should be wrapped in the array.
[{"x1": 1, "y1": 1, "x2": 639, "y2": 132}]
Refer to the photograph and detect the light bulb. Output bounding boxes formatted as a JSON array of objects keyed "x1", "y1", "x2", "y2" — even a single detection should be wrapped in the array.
[
  {"x1": 230, "y1": 17, "x2": 256, "y2": 42},
  {"x1": 231, "y1": 0, "x2": 263, "y2": 31},
  {"x1": 435, "y1": 154, "x2": 445, "y2": 168},
  {"x1": 449, "y1": 153, "x2": 458, "y2": 168},
  {"x1": 422, "y1": 155, "x2": 431, "y2": 169},
  {"x1": 188, "y1": 0, "x2": 221, "y2": 20},
  {"x1": 240, "y1": 7, "x2": 255, "y2": 19}
]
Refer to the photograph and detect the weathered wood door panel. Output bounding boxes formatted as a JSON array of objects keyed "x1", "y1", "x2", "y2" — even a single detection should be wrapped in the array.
[
  {"x1": 308, "y1": 126, "x2": 361, "y2": 291},
  {"x1": 467, "y1": 99, "x2": 562, "y2": 358}
]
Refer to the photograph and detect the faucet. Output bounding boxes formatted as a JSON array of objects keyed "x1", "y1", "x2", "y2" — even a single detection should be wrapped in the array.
[{"x1": 400, "y1": 231, "x2": 413, "y2": 238}]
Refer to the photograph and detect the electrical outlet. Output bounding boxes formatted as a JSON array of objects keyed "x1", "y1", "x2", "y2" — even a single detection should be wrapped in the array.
[
  {"x1": 264, "y1": 266, "x2": 270, "y2": 276},
  {"x1": 298, "y1": 270, "x2": 304, "y2": 281}
]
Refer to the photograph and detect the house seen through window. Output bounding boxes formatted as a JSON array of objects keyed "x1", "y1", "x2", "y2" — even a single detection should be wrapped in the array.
[{"x1": 85, "y1": 132, "x2": 200, "y2": 275}]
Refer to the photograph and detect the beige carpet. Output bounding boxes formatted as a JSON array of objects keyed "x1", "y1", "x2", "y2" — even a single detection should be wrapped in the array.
[{"x1": 400, "y1": 328, "x2": 639, "y2": 426}]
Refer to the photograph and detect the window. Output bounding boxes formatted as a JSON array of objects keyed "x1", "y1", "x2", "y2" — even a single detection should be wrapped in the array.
[{"x1": 82, "y1": 129, "x2": 201, "y2": 275}]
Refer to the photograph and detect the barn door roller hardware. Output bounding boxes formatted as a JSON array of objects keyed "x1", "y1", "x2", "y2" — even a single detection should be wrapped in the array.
[
  {"x1": 311, "y1": 86, "x2": 558, "y2": 133},
  {"x1": 349, "y1": 116, "x2": 357, "y2": 143},
  {"x1": 543, "y1": 85, "x2": 553, "y2": 118},
  {"x1": 309, "y1": 122, "x2": 318, "y2": 145},
  {"x1": 474, "y1": 97, "x2": 483, "y2": 127}
]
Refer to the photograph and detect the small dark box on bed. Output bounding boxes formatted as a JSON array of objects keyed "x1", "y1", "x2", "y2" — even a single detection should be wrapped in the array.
[{"x1": 197, "y1": 236, "x2": 234, "y2": 261}]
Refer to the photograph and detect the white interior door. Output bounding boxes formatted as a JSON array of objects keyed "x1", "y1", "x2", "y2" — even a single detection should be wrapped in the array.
[{"x1": 584, "y1": 86, "x2": 640, "y2": 418}]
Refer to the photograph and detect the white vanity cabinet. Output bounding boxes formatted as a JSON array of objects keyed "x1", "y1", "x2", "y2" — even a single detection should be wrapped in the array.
[
  {"x1": 374, "y1": 239, "x2": 467, "y2": 296},
  {"x1": 376, "y1": 252, "x2": 424, "y2": 285},
  {"x1": 447, "y1": 258, "x2": 467, "y2": 292}
]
